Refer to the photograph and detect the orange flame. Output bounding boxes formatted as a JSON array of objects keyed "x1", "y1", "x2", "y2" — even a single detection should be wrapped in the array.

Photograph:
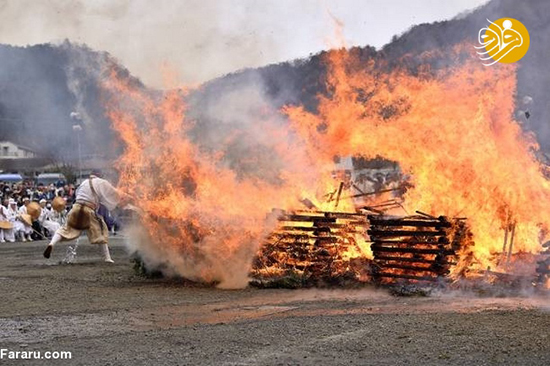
[
  {"x1": 284, "y1": 45, "x2": 550, "y2": 271},
  {"x1": 102, "y1": 68, "x2": 352, "y2": 288},
  {"x1": 103, "y1": 42, "x2": 550, "y2": 286}
]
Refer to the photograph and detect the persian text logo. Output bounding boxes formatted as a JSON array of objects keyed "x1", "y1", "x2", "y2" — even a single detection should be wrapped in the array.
[{"x1": 475, "y1": 18, "x2": 530, "y2": 66}]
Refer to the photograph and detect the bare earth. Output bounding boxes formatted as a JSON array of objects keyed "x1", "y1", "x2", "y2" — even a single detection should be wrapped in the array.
[{"x1": 1, "y1": 238, "x2": 550, "y2": 366}]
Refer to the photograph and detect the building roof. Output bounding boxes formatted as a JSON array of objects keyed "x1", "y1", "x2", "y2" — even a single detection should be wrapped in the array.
[{"x1": 0, "y1": 140, "x2": 37, "y2": 154}]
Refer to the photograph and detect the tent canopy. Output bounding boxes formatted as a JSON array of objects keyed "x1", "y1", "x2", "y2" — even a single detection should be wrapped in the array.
[{"x1": 0, "y1": 173, "x2": 24, "y2": 182}]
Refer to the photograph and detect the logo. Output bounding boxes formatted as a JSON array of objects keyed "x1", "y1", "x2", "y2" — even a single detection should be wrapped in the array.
[{"x1": 475, "y1": 18, "x2": 529, "y2": 66}]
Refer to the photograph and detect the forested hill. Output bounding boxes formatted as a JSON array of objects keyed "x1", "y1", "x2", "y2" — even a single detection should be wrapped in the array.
[{"x1": 1, "y1": 0, "x2": 549, "y2": 161}]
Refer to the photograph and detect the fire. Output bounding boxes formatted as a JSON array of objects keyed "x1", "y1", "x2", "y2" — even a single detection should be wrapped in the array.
[
  {"x1": 101, "y1": 69, "x2": 356, "y2": 288},
  {"x1": 284, "y1": 45, "x2": 550, "y2": 273},
  {"x1": 102, "y1": 41, "x2": 550, "y2": 287}
]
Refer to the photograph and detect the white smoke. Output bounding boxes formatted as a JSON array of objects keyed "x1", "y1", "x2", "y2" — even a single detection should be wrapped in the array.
[{"x1": 0, "y1": 0, "x2": 489, "y2": 88}]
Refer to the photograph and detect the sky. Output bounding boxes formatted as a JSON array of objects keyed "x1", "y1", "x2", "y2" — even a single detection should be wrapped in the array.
[{"x1": 0, "y1": 0, "x2": 489, "y2": 88}]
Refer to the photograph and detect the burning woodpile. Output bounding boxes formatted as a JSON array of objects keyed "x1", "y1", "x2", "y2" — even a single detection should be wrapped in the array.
[
  {"x1": 368, "y1": 212, "x2": 473, "y2": 285},
  {"x1": 250, "y1": 201, "x2": 550, "y2": 291},
  {"x1": 251, "y1": 209, "x2": 370, "y2": 287},
  {"x1": 251, "y1": 207, "x2": 476, "y2": 289},
  {"x1": 104, "y1": 44, "x2": 550, "y2": 292}
]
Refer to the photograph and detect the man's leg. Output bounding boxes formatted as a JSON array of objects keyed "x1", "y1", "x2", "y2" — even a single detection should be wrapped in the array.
[
  {"x1": 43, "y1": 232, "x2": 63, "y2": 258},
  {"x1": 43, "y1": 206, "x2": 82, "y2": 259},
  {"x1": 88, "y1": 213, "x2": 114, "y2": 263},
  {"x1": 0, "y1": 229, "x2": 4, "y2": 243},
  {"x1": 99, "y1": 244, "x2": 114, "y2": 263}
]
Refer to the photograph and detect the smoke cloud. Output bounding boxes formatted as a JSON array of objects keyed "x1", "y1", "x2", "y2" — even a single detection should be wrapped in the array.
[
  {"x1": 0, "y1": 0, "x2": 488, "y2": 88},
  {"x1": 102, "y1": 64, "x2": 325, "y2": 288}
]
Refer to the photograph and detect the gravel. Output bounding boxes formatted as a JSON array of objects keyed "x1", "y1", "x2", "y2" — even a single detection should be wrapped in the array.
[{"x1": 1, "y1": 238, "x2": 550, "y2": 365}]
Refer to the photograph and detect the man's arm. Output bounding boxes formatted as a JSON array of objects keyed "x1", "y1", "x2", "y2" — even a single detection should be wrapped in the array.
[{"x1": 95, "y1": 179, "x2": 120, "y2": 211}]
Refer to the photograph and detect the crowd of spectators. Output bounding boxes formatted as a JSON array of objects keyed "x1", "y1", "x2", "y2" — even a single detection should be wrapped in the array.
[
  {"x1": 0, "y1": 179, "x2": 120, "y2": 243},
  {"x1": 0, "y1": 180, "x2": 75, "y2": 209},
  {"x1": 0, "y1": 180, "x2": 72, "y2": 242}
]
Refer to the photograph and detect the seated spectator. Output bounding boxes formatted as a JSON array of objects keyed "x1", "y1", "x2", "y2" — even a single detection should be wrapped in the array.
[
  {"x1": 0, "y1": 200, "x2": 15, "y2": 243},
  {"x1": 37, "y1": 199, "x2": 60, "y2": 239}
]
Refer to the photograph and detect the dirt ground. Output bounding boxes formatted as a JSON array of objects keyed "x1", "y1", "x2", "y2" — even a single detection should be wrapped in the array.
[{"x1": 1, "y1": 237, "x2": 550, "y2": 366}]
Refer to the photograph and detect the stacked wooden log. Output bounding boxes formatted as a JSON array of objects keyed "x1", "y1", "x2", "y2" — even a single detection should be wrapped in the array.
[
  {"x1": 251, "y1": 210, "x2": 369, "y2": 285},
  {"x1": 368, "y1": 213, "x2": 469, "y2": 284}
]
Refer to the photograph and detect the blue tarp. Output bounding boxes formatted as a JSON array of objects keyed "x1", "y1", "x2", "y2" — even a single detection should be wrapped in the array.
[{"x1": 0, "y1": 174, "x2": 23, "y2": 182}]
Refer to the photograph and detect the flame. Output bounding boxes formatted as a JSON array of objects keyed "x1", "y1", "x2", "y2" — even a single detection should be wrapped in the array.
[
  {"x1": 101, "y1": 68, "x2": 357, "y2": 288},
  {"x1": 102, "y1": 41, "x2": 550, "y2": 287},
  {"x1": 284, "y1": 45, "x2": 550, "y2": 272}
]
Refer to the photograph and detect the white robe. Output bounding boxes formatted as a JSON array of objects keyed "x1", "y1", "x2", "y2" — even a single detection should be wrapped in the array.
[
  {"x1": 76, "y1": 176, "x2": 120, "y2": 211},
  {"x1": 0, "y1": 206, "x2": 15, "y2": 242},
  {"x1": 49, "y1": 209, "x2": 66, "y2": 226},
  {"x1": 38, "y1": 207, "x2": 60, "y2": 235},
  {"x1": 16, "y1": 205, "x2": 33, "y2": 235}
]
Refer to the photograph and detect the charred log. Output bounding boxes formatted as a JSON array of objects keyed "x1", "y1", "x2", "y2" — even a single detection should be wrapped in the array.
[{"x1": 369, "y1": 214, "x2": 473, "y2": 286}]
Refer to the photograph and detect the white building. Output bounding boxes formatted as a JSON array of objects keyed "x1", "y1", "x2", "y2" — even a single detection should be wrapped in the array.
[{"x1": 0, "y1": 141, "x2": 36, "y2": 159}]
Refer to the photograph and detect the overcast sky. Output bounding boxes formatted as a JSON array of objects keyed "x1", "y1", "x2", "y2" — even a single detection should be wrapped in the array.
[{"x1": 0, "y1": 0, "x2": 489, "y2": 88}]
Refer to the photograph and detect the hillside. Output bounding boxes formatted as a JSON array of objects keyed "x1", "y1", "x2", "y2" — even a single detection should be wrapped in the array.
[
  {"x1": 191, "y1": 0, "x2": 550, "y2": 149},
  {"x1": 0, "y1": 41, "x2": 145, "y2": 161},
  {"x1": 1, "y1": 0, "x2": 549, "y2": 164}
]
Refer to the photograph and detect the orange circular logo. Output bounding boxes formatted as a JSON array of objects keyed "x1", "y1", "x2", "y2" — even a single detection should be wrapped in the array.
[{"x1": 476, "y1": 18, "x2": 529, "y2": 65}]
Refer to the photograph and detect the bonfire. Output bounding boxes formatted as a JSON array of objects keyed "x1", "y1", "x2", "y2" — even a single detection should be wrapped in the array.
[{"x1": 101, "y1": 44, "x2": 550, "y2": 291}]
